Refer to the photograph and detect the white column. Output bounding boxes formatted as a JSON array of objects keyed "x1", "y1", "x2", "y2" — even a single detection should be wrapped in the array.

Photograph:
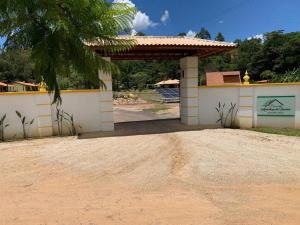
[
  {"x1": 180, "y1": 56, "x2": 199, "y2": 125},
  {"x1": 98, "y1": 57, "x2": 114, "y2": 131},
  {"x1": 238, "y1": 87, "x2": 254, "y2": 128},
  {"x1": 35, "y1": 94, "x2": 53, "y2": 137}
]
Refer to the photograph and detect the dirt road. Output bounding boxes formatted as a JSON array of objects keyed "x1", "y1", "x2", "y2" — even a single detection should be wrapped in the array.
[
  {"x1": 1, "y1": 129, "x2": 300, "y2": 225},
  {"x1": 113, "y1": 103, "x2": 179, "y2": 123}
]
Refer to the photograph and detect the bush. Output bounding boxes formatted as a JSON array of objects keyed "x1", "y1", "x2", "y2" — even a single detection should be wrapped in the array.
[
  {"x1": 261, "y1": 68, "x2": 300, "y2": 83},
  {"x1": 260, "y1": 70, "x2": 276, "y2": 80}
]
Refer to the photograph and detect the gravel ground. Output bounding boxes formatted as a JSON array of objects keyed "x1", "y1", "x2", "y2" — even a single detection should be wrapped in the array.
[{"x1": 0, "y1": 129, "x2": 300, "y2": 225}]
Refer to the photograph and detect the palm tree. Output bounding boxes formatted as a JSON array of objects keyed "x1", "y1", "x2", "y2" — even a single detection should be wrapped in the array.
[{"x1": 0, "y1": 0, "x2": 136, "y2": 102}]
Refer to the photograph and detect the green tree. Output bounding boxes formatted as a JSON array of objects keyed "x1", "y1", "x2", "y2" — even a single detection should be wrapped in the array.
[
  {"x1": 0, "y1": 49, "x2": 34, "y2": 83},
  {"x1": 260, "y1": 70, "x2": 276, "y2": 80},
  {"x1": 112, "y1": 60, "x2": 180, "y2": 91},
  {"x1": 0, "y1": 0, "x2": 136, "y2": 102},
  {"x1": 135, "y1": 32, "x2": 145, "y2": 36},
  {"x1": 234, "y1": 38, "x2": 263, "y2": 80},
  {"x1": 233, "y1": 39, "x2": 242, "y2": 47},
  {"x1": 178, "y1": 32, "x2": 186, "y2": 37},
  {"x1": 253, "y1": 31, "x2": 300, "y2": 76},
  {"x1": 215, "y1": 32, "x2": 225, "y2": 41},
  {"x1": 196, "y1": 27, "x2": 211, "y2": 40}
]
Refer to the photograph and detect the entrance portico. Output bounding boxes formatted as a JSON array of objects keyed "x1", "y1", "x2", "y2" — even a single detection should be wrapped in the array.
[{"x1": 88, "y1": 36, "x2": 236, "y2": 130}]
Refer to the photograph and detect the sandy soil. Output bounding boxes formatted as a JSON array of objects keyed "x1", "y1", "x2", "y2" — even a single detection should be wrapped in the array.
[{"x1": 0, "y1": 129, "x2": 300, "y2": 225}]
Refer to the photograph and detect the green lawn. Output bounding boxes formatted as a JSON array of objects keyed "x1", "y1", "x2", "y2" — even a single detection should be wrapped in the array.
[{"x1": 250, "y1": 127, "x2": 300, "y2": 137}]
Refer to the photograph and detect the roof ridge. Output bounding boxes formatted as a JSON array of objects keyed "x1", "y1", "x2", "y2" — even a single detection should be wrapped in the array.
[{"x1": 118, "y1": 35, "x2": 235, "y2": 45}]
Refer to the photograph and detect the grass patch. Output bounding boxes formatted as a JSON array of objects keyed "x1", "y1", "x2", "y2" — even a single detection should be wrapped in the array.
[
  {"x1": 250, "y1": 127, "x2": 300, "y2": 137},
  {"x1": 143, "y1": 104, "x2": 169, "y2": 113}
]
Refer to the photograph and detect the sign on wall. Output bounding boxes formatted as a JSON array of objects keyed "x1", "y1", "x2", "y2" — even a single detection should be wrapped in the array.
[{"x1": 257, "y1": 96, "x2": 296, "y2": 116}]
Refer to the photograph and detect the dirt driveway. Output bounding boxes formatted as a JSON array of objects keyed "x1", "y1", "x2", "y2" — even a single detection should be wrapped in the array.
[
  {"x1": 113, "y1": 103, "x2": 179, "y2": 123},
  {"x1": 0, "y1": 129, "x2": 300, "y2": 225}
]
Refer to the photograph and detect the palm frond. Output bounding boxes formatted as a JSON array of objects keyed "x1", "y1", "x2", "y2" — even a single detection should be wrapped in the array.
[{"x1": 0, "y1": 0, "x2": 137, "y2": 103}]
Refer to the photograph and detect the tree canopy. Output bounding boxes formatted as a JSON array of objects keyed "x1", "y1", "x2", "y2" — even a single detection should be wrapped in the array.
[
  {"x1": 1, "y1": 23, "x2": 300, "y2": 90},
  {"x1": 0, "y1": 49, "x2": 34, "y2": 83},
  {"x1": 178, "y1": 32, "x2": 186, "y2": 37},
  {"x1": 195, "y1": 27, "x2": 211, "y2": 40},
  {"x1": 0, "y1": 0, "x2": 136, "y2": 102},
  {"x1": 215, "y1": 32, "x2": 225, "y2": 41},
  {"x1": 135, "y1": 32, "x2": 146, "y2": 36},
  {"x1": 199, "y1": 31, "x2": 300, "y2": 83}
]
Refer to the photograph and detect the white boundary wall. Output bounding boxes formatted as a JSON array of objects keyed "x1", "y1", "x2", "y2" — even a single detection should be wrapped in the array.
[
  {"x1": 1, "y1": 81, "x2": 299, "y2": 140},
  {"x1": 198, "y1": 84, "x2": 300, "y2": 129},
  {"x1": 0, "y1": 90, "x2": 112, "y2": 140}
]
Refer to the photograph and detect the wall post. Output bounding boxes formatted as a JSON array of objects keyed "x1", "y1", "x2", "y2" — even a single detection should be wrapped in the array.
[
  {"x1": 238, "y1": 87, "x2": 254, "y2": 128},
  {"x1": 180, "y1": 56, "x2": 199, "y2": 125},
  {"x1": 98, "y1": 57, "x2": 114, "y2": 131},
  {"x1": 35, "y1": 94, "x2": 53, "y2": 137}
]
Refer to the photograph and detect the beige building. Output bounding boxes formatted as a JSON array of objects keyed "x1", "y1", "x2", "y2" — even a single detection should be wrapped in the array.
[
  {"x1": 13, "y1": 81, "x2": 39, "y2": 92},
  {"x1": 0, "y1": 82, "x2": 15, "y2": 92}
]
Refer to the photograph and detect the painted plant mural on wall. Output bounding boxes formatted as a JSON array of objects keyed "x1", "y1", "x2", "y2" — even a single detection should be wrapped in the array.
[
  {"x1": 215, "y1": 102, "x2": 239, "y2": 128},
  {"x1": 55, "y1": 104, "x2": 81, "y2": 136},
  {"x1": 0, "y1": 114, "x2": 9, "y2": 142},
  {"x1": 0, "y1": 108, "x2": 81, "y2": 142}
]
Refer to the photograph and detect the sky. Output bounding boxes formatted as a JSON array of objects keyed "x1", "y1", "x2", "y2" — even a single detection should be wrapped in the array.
[
  {"x1": 113, "y1": 0, "x2": 300, "y2": 41},
  {"x1": 1, "y1": 0, "x2": 299, "y2": 46}
]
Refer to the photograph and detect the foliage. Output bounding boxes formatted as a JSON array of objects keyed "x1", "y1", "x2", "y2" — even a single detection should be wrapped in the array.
[
  {"x1": 0, "y1": 49, "x2": 34, "y2": 83},
  {"x1": 263, "y1": 68, "x2": 300, "y2": 83},
  {"x1": 15, "y1": 111, "x2": 34, "y2": 139},
  {"x1": 112, "y1": 60, "x2": 180, "y2": 91},
  {"x1": 1, "y1": 28, "x2": 300, "y2": 90},
  {"x1": 196, "y1": 27, "x2": 211, "y2": 40},
  {"x1": 58, "y1": 70, "x2": 99, "y2": 90},
  {"x1": 198, "y1": 31, "x2": 300, "y2": 83},
  {"x1": 0, "y1": 0, "x2": 136, "y2": 102},
  {"x1": 250, "y1": 128, "x2": 300, "y2": 137},
  {"x1": 135, "y1": 32, "x2": 145, "y2": 36},
  {"x1": 215, "y1": 102, "x2": 238, "y2": 128},
  {"x1": 0, "y1": 114, "x2": 9, "y2": 142},
  {"x1": 260, "y1": 70, "x2": 276, "y2": 80},
  {"x1": 215, "y1": 32, "x2": 225, "y2": 41},
  {"x1": 178, "y1": 32, "x2": 186, "y2": 37}
]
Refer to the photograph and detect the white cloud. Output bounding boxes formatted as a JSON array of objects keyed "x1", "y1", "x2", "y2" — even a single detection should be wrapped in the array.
[
  {"x1": 133, "y1": 11, "x2": 157, "y2": 31},
  {"x1": 218, "y1": 20, "x2": 224, "y2": 24},
  {"x1": 186, "y1": 30, "x2": 196, "y2": 38},
  {"x1": 113, "y1": 0, "x2": 157, "y2": 32},
  {"x1": 247, "y1": 34, "x2": 265, "y2": 42},
  {"x1": 113, "y1": 0, "x2": 135, "y2": 7},
  {"x1": 160, "y1": 10, "x2": 170, "y2": 25},
  {"x1": 130, "y1": 29, "x2": 137, "y2": 36}
]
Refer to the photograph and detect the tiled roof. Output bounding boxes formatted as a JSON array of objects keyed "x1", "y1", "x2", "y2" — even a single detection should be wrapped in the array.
[
  {"x1": 88, "y1": 36, "x2": 236, "y2": 48},
  {"x1": 14, "y1": 81, "x2": 39, "y2": 87},
  {"x1": 0, "y1": 82, "x2": 14, "y2": 87},
  {"x1": 155, "y1": 79, "x2": 180, "y2": 86}
]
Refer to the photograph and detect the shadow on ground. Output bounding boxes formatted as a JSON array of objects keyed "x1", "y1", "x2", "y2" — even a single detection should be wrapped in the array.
[{"x1": 79, "y1": 119, "x2": 218, "y2": 139}]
